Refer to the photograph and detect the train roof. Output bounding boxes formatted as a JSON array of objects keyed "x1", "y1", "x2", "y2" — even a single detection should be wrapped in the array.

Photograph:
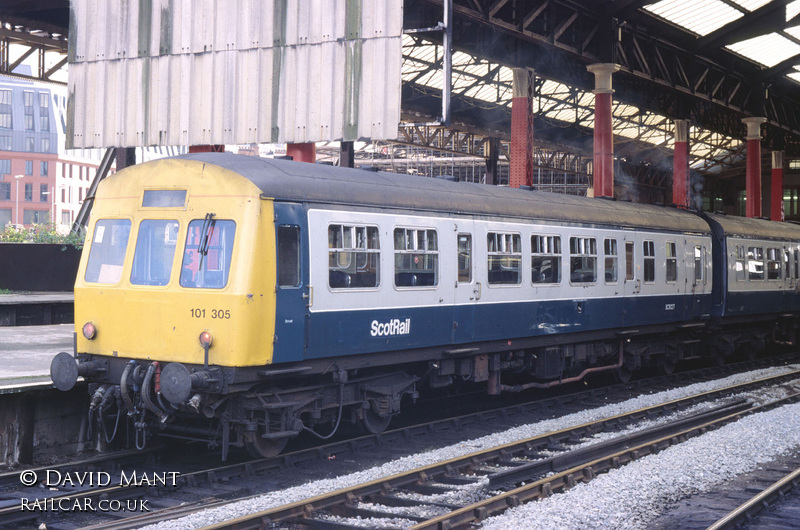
[
  {"x1": 175, "y1": 153, "x2": 711, "y2": 233},
  {"x1": 704, "y1": 212, "x2": 800, "y2": 240}
]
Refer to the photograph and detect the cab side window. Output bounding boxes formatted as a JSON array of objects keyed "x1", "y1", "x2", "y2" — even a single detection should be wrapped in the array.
[{"x1": 277, "y1": 225, "x2": 301, "y2": 287}]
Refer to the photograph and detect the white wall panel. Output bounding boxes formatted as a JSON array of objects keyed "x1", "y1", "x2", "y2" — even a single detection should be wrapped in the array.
[{"x1": 69, "y1": 0, "x2": 400, "y2": 148}]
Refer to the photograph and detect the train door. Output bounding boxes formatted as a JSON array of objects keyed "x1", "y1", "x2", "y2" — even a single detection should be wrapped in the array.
[
  {"x1": 786, "y1": 244, "x2": 800, "y2": 311},
  {"x1": 621, "y1": 237, "x2": 640, "y2": 327},
  {"x1": 691, "y1": 243, "x2": 709, "y2": 316},
  {"x1": 273, "y1": 203, "x2": 309, "y2": 363},
  {"x1": 784, "y1": 245, "x2": 795, "y2": 292},
  {"x1": 622, "y1": 238, "x2": 640, "y2": 294},
  {"x1": 452, "y1": 223, "x2": 478, "y2": 343}
]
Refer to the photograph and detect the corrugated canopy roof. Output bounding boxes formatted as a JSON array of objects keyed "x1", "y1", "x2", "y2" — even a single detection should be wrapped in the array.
[
  {"x1": 645, "y1": 0, "x2": 746, "y2": 36},
  {"x1": 646, "y1": 0, "x2": 800, "y2": 73}
]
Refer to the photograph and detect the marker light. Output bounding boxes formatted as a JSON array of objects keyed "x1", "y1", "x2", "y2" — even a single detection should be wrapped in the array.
[
  {"x1": 82, "y1": 322, "x2": 97, "y2": 340},
  {"x1": 199, "y1": 331, "x2": 214, "y2": 348}
]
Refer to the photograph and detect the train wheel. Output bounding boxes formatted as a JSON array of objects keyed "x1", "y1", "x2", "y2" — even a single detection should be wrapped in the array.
[
  {"x1": 615, "y1": 366, "x2": 633, "y2": 383},
  {"x1": 244, "y1": 432, "x2": 289, "y2": 459},
  {"x1": 660, "y1": 357, "x2": 676, "y2": 375},
  {"x1": 360, "y1": 409, "x2": 392, "y2": 434}
]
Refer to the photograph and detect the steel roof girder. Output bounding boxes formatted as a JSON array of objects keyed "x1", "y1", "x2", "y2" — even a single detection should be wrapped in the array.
[
  {"x1": 440, "y1": 1, "x2": 794, "y2": 147},
  {"x1": 694, "y1": 0, "x2": 790, "y2": 53}
]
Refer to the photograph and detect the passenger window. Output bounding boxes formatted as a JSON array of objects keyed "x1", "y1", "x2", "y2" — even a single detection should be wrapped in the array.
[
  {"x1": 666, "y1": 242, "x2": 677, "y2": 283},
  {"x1": 457, "y1": 233, "x2": 472, "y2": 283},
  {"x1": 85, "y1": 219, "x2": 132, "y2": 284},
  {"x1": 748, "y1": 246, "x2": 764, "y2": 281},
  {"x1": 570, "y1": 236, "x2": 597, "y2": 283},
  {"x1": 328, "y1": 224, "x2": 380, "y2": 289},
  {"x1": 735, "y1": 246, "x2": 746, "y2": 282},
  {"x1": 277, "y1": 225, "x2": 301, "y2": 287},
  {"x1": 625, "y1": 241, "x2": 634, "y2": 281},
  {"x1": 532, "y1": 235, "x2": 561, "y2": 284},
  {"x1": 694, "y1": 246, "x2": 704, "y2": 283},
  {"x1": 488, "y1": 232, "x2": 521, "y2": 285},
  {"x1": 180, "y1": 219, "x2": 236, "y2": 289},
  {"x1": 643, "y1": 240, "x2": 655, "y2": 283},
  {"x1": 394, "y1": 228, "x2": 438, "y2": 287},
  {"x1": 130, "y1": 220, "x2": 179, "y2": 286},
  {"x1": 604, "y1": 238, "x2": 618, "y2": 283},
  {"x1": 767, "y1": 247, "x2": 781, "y2": 280}
]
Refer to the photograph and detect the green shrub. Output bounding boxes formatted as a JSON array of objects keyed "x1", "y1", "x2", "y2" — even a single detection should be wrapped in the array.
[{"x1": 0, "y1": 222, "x2": 85, "y2": 249}]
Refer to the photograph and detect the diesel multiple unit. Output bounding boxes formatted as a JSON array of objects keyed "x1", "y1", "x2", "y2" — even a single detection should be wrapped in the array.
[{"x1": 50, "y1": 153, "x2": 800, "y2": 458}]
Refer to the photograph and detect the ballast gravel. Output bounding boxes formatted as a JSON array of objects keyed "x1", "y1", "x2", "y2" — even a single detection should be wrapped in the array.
[
  {"x1": 139, "y1": 364, "x2": 800, "y2": 530},
  {"x1": 481, "y1": 400, "x2": 800, "y2": 530}
]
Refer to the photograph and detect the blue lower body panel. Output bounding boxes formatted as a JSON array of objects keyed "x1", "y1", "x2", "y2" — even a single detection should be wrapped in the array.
[
  {"x1": 725, "y1": 290, "x2": 800, "y2": 316},
  {"x1": 302, "y1": 294, "x2": 712, "y2": 360}
]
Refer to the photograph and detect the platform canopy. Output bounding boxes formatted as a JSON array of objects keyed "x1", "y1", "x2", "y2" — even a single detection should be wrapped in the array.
[{"x1": 65, "y1": 0, "x2": 403, "y2": 148}]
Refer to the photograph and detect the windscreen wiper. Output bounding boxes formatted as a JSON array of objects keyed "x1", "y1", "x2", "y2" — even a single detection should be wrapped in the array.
[{"x1": 197, "y1": 212, "x2": 216, "y2": 272}]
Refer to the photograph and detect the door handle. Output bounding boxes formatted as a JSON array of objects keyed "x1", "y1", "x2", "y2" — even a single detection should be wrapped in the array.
[{"x1": 302, "y1": 285, "x2": 313, "y2": 307}]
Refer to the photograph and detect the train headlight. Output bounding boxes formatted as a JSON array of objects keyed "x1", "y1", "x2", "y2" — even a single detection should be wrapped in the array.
[
  {"x1": 82, "y1": 321, "x2": 97, "y2": 340},
  {"x1": 199, "y1": 331, "x2": 213, "y2": 348}
]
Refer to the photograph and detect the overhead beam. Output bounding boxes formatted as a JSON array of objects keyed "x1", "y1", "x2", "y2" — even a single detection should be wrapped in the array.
[
  {"x1": 694, "y1": 0, "x2": 789, "y2": 52},
  {"x1": 0, "y1": 27, "x2": 67, "y2": 52},
  {"x1": 758, "y1": 52, "x2": 800, "y2": 82},
  {"x1": 425, "y1": 0, "x2": 800, "y2": 151},
  {"x1": 611, "y1": 1, "x2": 660, "y2": 14},
  {"x1": 0, "y1": 24, "x2": 67, "y2": 83}
]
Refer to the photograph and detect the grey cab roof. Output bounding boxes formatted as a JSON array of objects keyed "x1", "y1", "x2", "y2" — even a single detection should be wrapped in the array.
[{"x1": 180, "y1": 153, "x2": 712, "y2": 233}]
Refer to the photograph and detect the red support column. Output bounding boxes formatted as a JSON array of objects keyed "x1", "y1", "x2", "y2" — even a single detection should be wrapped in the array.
[
  {"x1": 509, "y1": 68, "x2": 534, "y2": 188},
  {"x1": 742, "y1": 117, "x2": 766, "y2": 218},
  {"x1": 672, "y1": 120, "x2": 690, "y2": 208},
  {"x1": 286, "y1": 143, "x2": 316, "y2": 163},
  {"x1": 587, "y1": 64, "x2": 620, "y2": 198},
  {"x1": 771, "y1": 151, "x2": 785, "y2": 222}
]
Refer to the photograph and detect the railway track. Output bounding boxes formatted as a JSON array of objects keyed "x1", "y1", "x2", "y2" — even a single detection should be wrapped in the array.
[
  {"x1": 3, "y1": 356, "x2": 799, "y2": 529},
  {"x1": 706, "y1": 463, "x2": 800, "y2": 529},
  {"x1": 201, "y1": 383, "x2": 800, "y2": 530}
]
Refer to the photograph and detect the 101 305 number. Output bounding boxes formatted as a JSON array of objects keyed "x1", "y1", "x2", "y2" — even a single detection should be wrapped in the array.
[{"x1": 190, "y1": 308, "x2": 231, "y2": 319}]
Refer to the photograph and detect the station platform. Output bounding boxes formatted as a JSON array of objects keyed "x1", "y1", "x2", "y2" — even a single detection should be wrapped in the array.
[
  {"x1": 0, "y1": 292, "x2": 74, "y2": 326},
  {"x1": 0, "y1": 323, "x2": 73, "y2": 388}
]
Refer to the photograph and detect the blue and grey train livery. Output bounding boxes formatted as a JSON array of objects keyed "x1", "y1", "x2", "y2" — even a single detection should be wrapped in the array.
[{"x1": 50, "y1": 153, "x2": 800, "y2": 458}]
